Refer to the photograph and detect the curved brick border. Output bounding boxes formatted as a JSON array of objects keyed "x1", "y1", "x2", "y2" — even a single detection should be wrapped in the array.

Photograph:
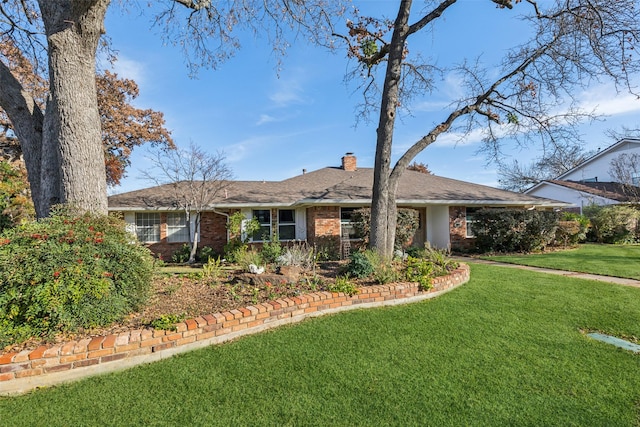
[{"x1": 0, "y1": 264, "x2": 469, "y2": 395}]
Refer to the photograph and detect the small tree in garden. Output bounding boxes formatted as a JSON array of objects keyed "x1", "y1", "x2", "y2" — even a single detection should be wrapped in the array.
[
  {"x1": 223, "y1": 211, "x2": 260, "y2": 263},
  {"x1": 142, "y1": 144, "x2": 233, "y2": 263}
]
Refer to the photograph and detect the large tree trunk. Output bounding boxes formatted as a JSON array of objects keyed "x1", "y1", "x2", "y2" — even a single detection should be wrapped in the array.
[
  {"x1": 0, "y1": 62, "x2": 46, "y2": 216},
  {"x1": 37, "y1": 0, "x2": 109, "y2": 216},
  {"x1": 369, "y1": 0, "x2": 413, "y2": 258}
]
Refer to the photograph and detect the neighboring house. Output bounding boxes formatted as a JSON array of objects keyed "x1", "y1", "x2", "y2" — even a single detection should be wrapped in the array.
[
  {"x1": 108, "y1": 153, "x2": 568, "y2": 259},
  {"x1": 525, "y1": 138, "x2": 640, "y2": 213}
]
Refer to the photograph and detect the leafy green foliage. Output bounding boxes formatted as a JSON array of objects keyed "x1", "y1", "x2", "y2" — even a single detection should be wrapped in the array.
[
  {"x1": 261, "y1": 235, "x2": 283, "y2": 264},
  {"x1": 361, "y1": 249, "x2": 401, "y2": 284},
  {"x1": 0, "y1": 208, "x2": 154, "y2": 347},
  {"x1": 327, "y1": 276, "x2": 359, "y2": 296},
  {"x1": 345, "y1": 251, "x2": 374, "y2": 278},
  {"x1": 150, "y1": 314, "x2": 185, "y2": 331},
  {"x1": 201, "y1": 256, "x2": 224, "y2": 282},
  {"x1": 0, "y1": 160, "x2": 34, "y2": 232},
  {"x1": 555, "y1": 213, "x2": 590, "y2": 247},
  {"x1": 224, "y1": 212, "x2": 260, "y2": 262},
  {"x1": 584, "y1": 205, "x2": 640, "y2": 244},
  {"x1": 313, "y1": 236, "x2": 340, "y2": 261},
  {"x1": 351, "y1": 207, "x2": 419, "y2": 249},
  {"x1": 472, "y1": 208, "x2": 560, "y2": 253},
  {"x1": 171, "y1": 243, "x2": 191, "y2": 263},
  {"x1": 404, "y1": 256, "x2": 433, "y2": 291}
]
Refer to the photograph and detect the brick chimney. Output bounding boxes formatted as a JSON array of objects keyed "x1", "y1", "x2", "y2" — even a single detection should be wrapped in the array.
[{"x1": 341, "y1": 152, "x2": 357, "y2": 171}]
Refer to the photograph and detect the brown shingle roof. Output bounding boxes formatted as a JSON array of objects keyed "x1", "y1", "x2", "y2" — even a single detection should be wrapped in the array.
[
  {"x1": 547, "y1": 180, "x2": 640, "y2": 202},
  {"x1": 108, "y1": 167, "x2": 566, "y2": 209}
]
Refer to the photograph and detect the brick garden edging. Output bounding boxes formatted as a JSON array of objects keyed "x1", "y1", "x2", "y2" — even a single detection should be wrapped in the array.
[{"x1": 0, "y1": 264, "x2": 470, "y2": 395}]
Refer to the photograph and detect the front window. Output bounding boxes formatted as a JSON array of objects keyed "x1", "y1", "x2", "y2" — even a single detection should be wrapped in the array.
[
  {"x1": 465, "y1": 207, "x2": 480, "y2": 238},
  {"x1": 167, "y1": 212, "x2": 189, "y2": 243},
  {"x1": 278, "y1": 209, "x2": 296, "y2": 240},
  {"x1": 252, "y1": 209, "x2": 271, "y2": 241},
  {"x1": 632, "y1": 172, "x2": 640, "y2": 186},
  {"x1": 340, "y1": 207, "x2": 363, "y2": 239},
  {"x1": 135, "y1": 213, "x2": 160, "y2": 243}
]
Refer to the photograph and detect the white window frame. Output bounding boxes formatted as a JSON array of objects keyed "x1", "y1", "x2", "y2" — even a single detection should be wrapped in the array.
[
  {"x1": 465, "y1": 207, "x2": 479, "y2": 238},
  {"x1": 252, "y1": 209, "x2": 271, "y2": 242},
  {"x1": 278, "y1": 209, "x2": 296, "y2": 240},
  {"x1": 135, "y1": 212, "x2": 161, "y2": 243},
  {"x1": 166, "y1": 212, "x2": 189, "y2": 243}
]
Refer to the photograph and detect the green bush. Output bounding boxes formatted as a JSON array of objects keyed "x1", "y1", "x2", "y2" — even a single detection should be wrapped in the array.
[
  {"x1": 171, "y1": 243, "x2": 191, "y2": 263},
  {"x1": 404, "y1": 256, "x2": 433, "y2": 291},
  {"x1": 327, "y1": 276, "x2": 359, "y2": 296},
  {"x1": 261, "y1": 235, "x2": 283, "y2": 264},
  {"x1": 555, "y1": 213, "x2": 589, "y2": 247},
  {"x1": 345, "y1": 251, "x2": 374, "y2": 278},
  {"x1": 0, "y1": 208, "x2": 154, "y2": 347},
  {"x1": 197, "y1": 246, "x2": 217, "y2": 263},
  {"x1": 584, "y1": 205, "x2": 640, "y2": 244},
  {"x1": 473, "y1": 208, "x2": 560, "y2": 253},
  {"x1": 351, "y1": 208, "x2": 420, "y2": 249}
]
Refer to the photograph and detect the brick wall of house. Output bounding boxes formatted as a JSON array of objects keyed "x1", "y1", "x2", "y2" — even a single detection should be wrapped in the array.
[
  {"x1": 147, "y1": 211, "x2": 228, "y2": 261},
  {"x1": 306, "y1": 206, "x2": 341, "y2": 256},
  {"x1": 449, "y1": 206, "x2": 475, "y2": 252}
]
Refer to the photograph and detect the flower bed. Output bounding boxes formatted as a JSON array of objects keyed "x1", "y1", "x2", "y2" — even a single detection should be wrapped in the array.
[{"x1": 0, "y1": 264, "x2": 469, "y2": 395}]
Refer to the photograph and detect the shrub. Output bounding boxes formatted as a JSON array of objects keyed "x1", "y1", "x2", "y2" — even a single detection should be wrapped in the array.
[
  {"x1": 351, "y1": 207, "x2": 420, "y2": 249},
  {"x1": 554, "y1": 213, "x2": 590, "y2": 247},
  {"x1": 0, "y1": 208, "x2": 154, "y2": 347},
  {"x1": 327, "y1": 276, "x2": 359, "y2": 296},
  {"x1": 201, "y1": 256, "x2": 224, "y2": 282},
  {"x1": 197, "y1": 246, "x2": 217, "y2": 263},
  {"x1": 276, "y1": 241, "x2": 315, "y2": 269},
  {"x1": 421, "y1": 244, "x2": 458, "y2": 276},
  {"x1": 224, "y1": 212, "x2": 260, "y2": 262},
  {"x1": 345, "y1": 251, "x2": 374, "y2": 278},
  {"x1": 313, "y1": 236, "x2": 340, "y2": 261},
  {"x1": 171, "y1": 243, "x2": 191, "y2": 263},
  {"x1": 404, "y1": 256, "x2": 433, "y2": 291},
  {"x1": 235, "y1": 248, "x2": 264, "y2": 271},
  {"x1": 584, "y1": 205, "x2": 640, "y2": 244},
  {"x1": 361, "y1": 249, "x2": 401, "y2": 284},
  {"x1": 472, "y1": 208, "x2": 560, "y2": 253},
  {"x1": 261, "y1": 235, "x2": 283, "y2": 264}
]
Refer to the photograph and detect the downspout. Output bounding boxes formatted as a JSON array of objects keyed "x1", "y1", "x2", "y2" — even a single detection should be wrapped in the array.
[{"x1": 213, "y1": 208, "x2": 230, "y2": 245}]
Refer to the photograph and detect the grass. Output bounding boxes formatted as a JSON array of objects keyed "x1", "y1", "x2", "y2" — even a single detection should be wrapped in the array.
[
  {"x1": 1, "y1": 264, "x2": 640, "y2": 426},
  {"x1": 482, "y1": 243, "x2": 640, "y2": 280}
]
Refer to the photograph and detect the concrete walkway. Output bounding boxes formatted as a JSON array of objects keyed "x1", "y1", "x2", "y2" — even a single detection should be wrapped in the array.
[{"x1": 453, "y1": 256, "x2": 640, "y2": 288}]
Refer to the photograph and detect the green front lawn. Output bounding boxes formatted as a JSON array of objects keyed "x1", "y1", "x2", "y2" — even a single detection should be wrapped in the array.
[
  {"x1": 483, "y1": 243, "x2": 640, "y2": 280},
  {"x1": 1, "y1": 264, "x2": 639, "y2": 426}
]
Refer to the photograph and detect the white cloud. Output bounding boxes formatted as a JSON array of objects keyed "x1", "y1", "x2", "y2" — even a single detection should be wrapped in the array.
[
  {"x1": 111, "y1": 55, "x2": 146, "y2": 85},
  {"x1": 256, "y1": 114, "x2": 276, "y2": 126},
  {"x1": 269, "y1": 75, "x2": 306, "y2": 108},
  {"x1": 578, "y1": 84, "x2": 640, "y2": 116}
]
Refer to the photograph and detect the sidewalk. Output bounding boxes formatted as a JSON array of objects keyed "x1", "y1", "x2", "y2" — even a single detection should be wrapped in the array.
[{"x1": 453, "y1": 256, "x2": 640, "y2": 288}]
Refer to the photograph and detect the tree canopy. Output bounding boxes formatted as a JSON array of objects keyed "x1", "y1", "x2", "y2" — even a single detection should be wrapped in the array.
[
  {"x1": 0, "y1": 0, "x2": 345, "y2": 217},
  {"x1": 332, "y1": 0, "x2": 640, "y2": 257}
]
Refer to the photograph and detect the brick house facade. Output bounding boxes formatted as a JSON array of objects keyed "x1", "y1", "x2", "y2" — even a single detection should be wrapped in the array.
[{"x1": 109, "y1": 154, "x2": 568, "y2": 260}]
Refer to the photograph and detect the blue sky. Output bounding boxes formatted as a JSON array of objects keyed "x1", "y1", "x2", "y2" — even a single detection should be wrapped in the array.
[{"x1": 103, "y1": 1, "x2": 640, "y2": 194}]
